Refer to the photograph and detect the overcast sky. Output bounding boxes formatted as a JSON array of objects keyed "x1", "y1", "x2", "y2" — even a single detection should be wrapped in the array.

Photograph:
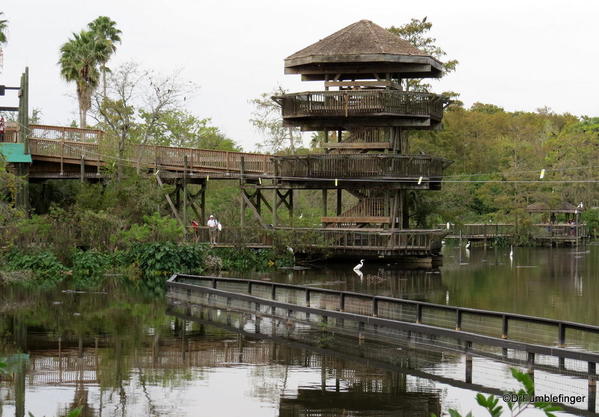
[{"x1": 1, "y1": 0, "x2": 597, "y2": 150}]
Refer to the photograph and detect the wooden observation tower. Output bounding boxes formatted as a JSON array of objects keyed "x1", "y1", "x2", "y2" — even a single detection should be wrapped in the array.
[{"x1": 269, "y1": 20, "x2": 451, "y2": 261}]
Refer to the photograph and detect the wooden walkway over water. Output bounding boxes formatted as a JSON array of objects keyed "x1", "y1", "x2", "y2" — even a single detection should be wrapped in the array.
[
  {"x1": 2, "y1": 124, "x2": 450, "y2": 260},
  {"x1": 168, "y1": 273, "x2": 599, "y2": 413}
]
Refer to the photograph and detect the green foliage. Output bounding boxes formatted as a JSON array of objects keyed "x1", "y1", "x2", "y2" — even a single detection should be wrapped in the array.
[
  {"x1": 208, "y1": 247, "x2": 289, "y2": 272},
  {"x1": 117, "y1": 212, "x2": 184, "y2": 246},
  {"x1": 4, "y1": 250, "x2": 66, "y2": 284},
  {"x1": 126, "y1": 243, "x2": 205, "y2": 294},
  {"x1": 582, "y1": 209, "x2": 599, "y2": 238},
  {"x1": 249, "y1": 86, "x2": 302, "y2": 153},
  {"x1": 0, "y1": 12, "x2": 8, "y2": 46},
  {"x1": 59, "y1": 29, "x2": 112, "y2": 128},
  {"x1": 443, "y1": 368, "x2": 561, "y2": 417},
  {"x1": 0, "y1": 358, "x2": 6, "y2": 374},
  {"x1": 71, "y1": 250, "x2": 116, "y2": 286},
  {"x1": 387, "y1": 17, "x2": 458, "y2": 92}
]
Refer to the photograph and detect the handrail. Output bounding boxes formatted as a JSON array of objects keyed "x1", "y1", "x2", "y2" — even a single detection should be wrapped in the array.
[
  {"x1": 277, "y1": 90, "x2": 445, "y2": 120},
  {"x1": 169, "y1": 274, "x2": 599, "y2": 349},
  {"x1": 168, "y1": 274, "x2": 599, "y2": 365}
]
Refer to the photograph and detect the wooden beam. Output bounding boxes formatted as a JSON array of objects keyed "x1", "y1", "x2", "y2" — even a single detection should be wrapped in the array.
[
  {"x1": 323, "y1": 142, "x2": 391, "y2": 150},
  {"x1": 155, "y1": 174, "x2": 184, "y2": 226},
  {"x1": 241, "y1": 191, "x2": 266, "y2": 228},
  {"x1": 325, "y1": 80, "x2": 401, "y2": 89},
  {"x1": 321, "y1": 216, "x2": 392, "y2": 224}
]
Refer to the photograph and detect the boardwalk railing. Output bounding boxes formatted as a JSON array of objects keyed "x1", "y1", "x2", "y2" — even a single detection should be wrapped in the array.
[
  {"x1": 276, "y1": 154, "x2": 449, "y2": 180},
  {"x1": 168, "y1": 275, "x2": 599, "y2": 361},
  {"x1": 30, "y1": 124, "x2": 104, "y2": 143},
  {"x1": 441, "y1": 223, "x2": 515, "y2": 238},
  {"x1": 28, "y1": 138, "x2": 273, "y2": 174},
  {"x1": 187, "y1": 226, "x2": 444, "y2": 254},
  {"x1": 275, "y1": 227, "x2": 445, "y2": 253},
  {"x1": 277, "y1": 90, "x2": 445, "y2": 120},
  {"x1": 533, "y1": 223, "x2": 588, "y2": 239}
]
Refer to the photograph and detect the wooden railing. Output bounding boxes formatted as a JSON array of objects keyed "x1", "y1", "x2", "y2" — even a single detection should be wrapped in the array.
[
  {"x1": 30, "y1": 124, "x2": 104, "y2": 143},
  {"x1": 277, "y1": 90, "x2": 445, "y2": 120},
  {"x1": 277, "y1": 227, "x2": 445, "y2": 252},
  {"x1": 28, "y1": 138, "x2": 273, "y2": 174},
  {"x1": 441, "y1": 223, "x2": 515, "y2": 238},
  {"x1": 533, "y1": 223, "x2": 588, "y2": 239},
  {"x1": 276, "y1": 154, "x2": 449, "y2": 179},
  {"x1": 187, "y1": 226, "x2": 444, "y2": 253},
  {"x1": 0, "y1": 129, "x2": 19, "y2": 143}
]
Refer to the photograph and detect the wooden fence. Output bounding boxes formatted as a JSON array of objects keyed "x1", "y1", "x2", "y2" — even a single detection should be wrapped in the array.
[
  {"x1": 276, "y1": 154, "x2": 449, "y2": 179},
  {"x1": 278, "y1": 90, "x2": 445, "y2": 120}
]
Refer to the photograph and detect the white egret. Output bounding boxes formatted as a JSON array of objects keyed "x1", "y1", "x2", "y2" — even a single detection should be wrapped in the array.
[
  {"x1": 465, "y1": 241, "x2": 471, "y2": 249},
  {"x1": 353, "y1": 259, "x2": 365, "y2": 271},
  {"x1": 509, "y1": 245, "x2": 514, "y2": 259}
]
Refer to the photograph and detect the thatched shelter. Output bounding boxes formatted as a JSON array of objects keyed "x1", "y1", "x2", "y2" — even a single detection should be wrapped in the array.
[{"x1": 284, "y1": 20, "x2": 443, "y2": 80}]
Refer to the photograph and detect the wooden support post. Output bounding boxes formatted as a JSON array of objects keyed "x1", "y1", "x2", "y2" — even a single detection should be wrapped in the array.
[
  {"x1": 240, "y1": 157, "x2": 246, "y2": 228},
  {"x1": 305, "y1": 289, "x2": 310, "y2": 307},
  {"x1": 156, "y1": 174, "x2": 184, "y2": 227},
  {"x1": 272, "y1": 188, "x2": 278, "y2": 227},
  {"x1": 322, "y1": 189, "x2": 328, "y2": 217},
  {"x1": 465, "y1": 341, "x2": 473, "y2": 384},
  {"x1": 60, "y1": 139, "x2": 64, "y2": 175},
  {"x1": 502, "y1": 315, "x2": 509, "y2": 339},
  {"x1": 339, "y1": 293, "x2": 345, "y2": 312},
  {"x1": 200, "y1": 182, "x2": 206, "y2": 225},
  {"x1": 589, "y1": 362, "x2": 597, "y2": 412},
  {"x1": 336, "y1": 188, "x2": 342, "y2": 216},
  {"x1": 183, "y1": 156, "x2": 188, "y2": 228},
  {"x1": 372, "y1": 297, "x2": 378, "y2": 317},
  {"x1": 80, "y1": 155, "x2": 85, "y2": 183},
  {"x1": 416, "y1": 304, "x2": 422, "y2": 324},
  {"x1": 456, "y1": 309, "x2": 462, "y2": 331},
  {"x1": 558, "y1": 322, "x2": 566, "y2": 346},
  {"x1": 289, "y1": 189, "x2": 294, "y2": 224}
]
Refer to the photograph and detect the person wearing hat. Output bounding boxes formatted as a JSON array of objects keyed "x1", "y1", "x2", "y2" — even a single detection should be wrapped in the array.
[{"x1": 207, "y1": 214, "x2": 219, "y2": 244}]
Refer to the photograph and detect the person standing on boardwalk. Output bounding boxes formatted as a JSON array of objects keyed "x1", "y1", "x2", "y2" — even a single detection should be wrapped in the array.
[{"x1": 207, "y1": 215, "x2": 219, "y2": 244}]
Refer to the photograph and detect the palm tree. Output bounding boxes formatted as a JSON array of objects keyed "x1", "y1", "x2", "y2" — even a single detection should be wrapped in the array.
[
  {"x1": 59, "y1": 30, "x2": 110, "y2": 129},
  {"x1": 0, "y1": 12, "x2": 8, "y2": 68},
  {"x1": 88, "y1": 16, "x2": 121, "y2": 98},
  {"x1": 0, "y1": 12, "x2": 7, "y2": 45}
]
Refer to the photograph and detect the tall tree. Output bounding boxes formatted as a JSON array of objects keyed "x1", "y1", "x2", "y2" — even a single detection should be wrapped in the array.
[
  {"x1": 0, "y1": 12, "x2": 7, "y2": 70},
  {"x1": 88, "y1": 16, "x2": 122, "y2": 98},
  {"x1": 387, "y1": 18, "x2": 458, "y2": 92},
  {"x1": 249, "y1": 87, "x2": 302, "y2": 153},
  {"x1": 59, "y1": 30, "x2": 110, "y2": 128}
]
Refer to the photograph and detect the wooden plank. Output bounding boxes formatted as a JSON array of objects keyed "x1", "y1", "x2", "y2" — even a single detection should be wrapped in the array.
[
  {"x1": 323, "y1": 142, "x2": 391, "y2": 149},
  {"x1": 324, "y1": 80, "x2": 401, "y2": 89}
]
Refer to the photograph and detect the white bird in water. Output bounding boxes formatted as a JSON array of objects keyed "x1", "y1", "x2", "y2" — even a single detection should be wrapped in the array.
[
  {"x1": 509, "y1": 245, "x2": 514, "y2": 259},
  {"x1": 299, "y1": 213, "x2": 304, "y2": 219},
  {"x1": 353, "y1": 259, "x2": 365, "y2": 271},
  {"x1": 465, "y1": 241, "x2": 471, "y2": 249}
]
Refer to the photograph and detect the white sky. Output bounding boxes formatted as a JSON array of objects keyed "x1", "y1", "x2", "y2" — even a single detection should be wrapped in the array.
[{"x1": 1, "y1": 0, "x2": 598, "y2": 151}]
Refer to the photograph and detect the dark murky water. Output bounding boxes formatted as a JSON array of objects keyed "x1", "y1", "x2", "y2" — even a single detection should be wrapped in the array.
[{"x1": 1, "y1": 244, "x2": 598, "y2": 416}]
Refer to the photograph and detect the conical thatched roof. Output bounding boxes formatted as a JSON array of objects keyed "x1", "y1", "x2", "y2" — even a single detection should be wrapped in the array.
[{"x1": 284, "y1": 20, "x2": 443, "y2": 79}]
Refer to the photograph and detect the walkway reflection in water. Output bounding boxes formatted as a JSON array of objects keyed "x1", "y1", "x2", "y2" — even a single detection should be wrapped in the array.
[{"x1": 0, "y1": 244, "x2": 598, "y2": 416}]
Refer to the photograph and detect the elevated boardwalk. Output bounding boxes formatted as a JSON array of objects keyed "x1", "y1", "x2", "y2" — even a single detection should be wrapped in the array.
[{"x1": 1, "y1": 124, "x2": 448, "y2": 260}]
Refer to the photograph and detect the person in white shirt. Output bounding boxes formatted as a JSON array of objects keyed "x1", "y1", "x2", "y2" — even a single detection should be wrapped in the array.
[{"x1": 207, "y1": 214, "x2": 220, "y2": 244}]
